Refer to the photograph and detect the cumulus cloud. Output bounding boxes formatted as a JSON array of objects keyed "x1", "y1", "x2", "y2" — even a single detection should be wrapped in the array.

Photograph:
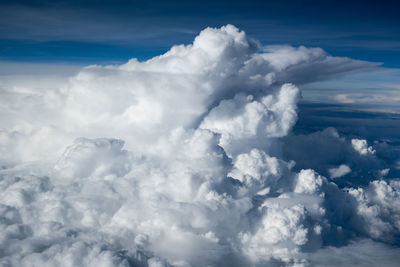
[
  {"x1": 0, "y1": 25, "x2": 398, "y2": 266},
  {"x1": 329, "y1": 164, "x2": 352, "y2": 179},
  {"x1": 305, "y1": 239, "x2": 400, "y2": 267},
  {"x1": 282, "y1": 128, "x2": 391, "y2": 186},
  {"x1": 352, "y1": 139, "x2": 376, "y2": 156},
  {"x1": 347, "y1": 179, "x2": 400, "y2": 242}
]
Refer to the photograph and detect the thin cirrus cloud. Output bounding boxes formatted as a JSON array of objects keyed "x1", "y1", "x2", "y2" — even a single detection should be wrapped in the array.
[
  {"x1": 1, "y1": 25, "x2": 400, "y2": 266},
  {"x1": 299, "y1": 67, "x2": 400, "y2": 111}
]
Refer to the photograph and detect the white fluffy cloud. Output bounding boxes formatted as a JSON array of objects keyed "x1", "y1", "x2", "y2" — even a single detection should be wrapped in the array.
[
  {"x1": 329, "y1": 164, "x2": 352, "y2": 179},
  {"x1": 0, "y1": 25, "x2": 398, "y2": 266},
  {"x1": 352, "y1": 139, "x2": 376, "y2": 156},
  {"x1": 348, "y1": 179, "x2": 400, "y2": 242}
]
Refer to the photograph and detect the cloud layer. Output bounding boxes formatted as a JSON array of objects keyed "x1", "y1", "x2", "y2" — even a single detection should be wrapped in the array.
[{"x1": 0, "y1": 25, "x2": 399, "y2": 266}]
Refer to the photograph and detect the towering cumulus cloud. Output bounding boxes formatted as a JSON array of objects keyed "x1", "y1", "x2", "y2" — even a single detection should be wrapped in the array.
[{"x1": 1, "y1": 25, "x2": 399, "y2": 266}]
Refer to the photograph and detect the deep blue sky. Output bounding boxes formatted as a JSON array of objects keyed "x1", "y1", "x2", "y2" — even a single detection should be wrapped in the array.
[{"x1": 1, "y1": 0, "x2": 400, "y2": 67}]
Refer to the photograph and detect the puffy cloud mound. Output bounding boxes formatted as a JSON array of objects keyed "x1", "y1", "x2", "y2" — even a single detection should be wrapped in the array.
[
  {"x1": 54, "y1": 138, "x2": 132, "y2": 179},
  {"x1": 352, "y1": 139, "x2": 376, "y2": 156},
  {"x1": 0, "y1": 25, "x2": 397, "y2": 266},
  {"x1": 348, "y1": 180, "x2": 400, "y2": 242},
  {"x1": 329, "y1": 164, "x2": 352, "y2": 179},
  {"x1": 282, "y1": 128, "x2": 390, "y2": 186}
]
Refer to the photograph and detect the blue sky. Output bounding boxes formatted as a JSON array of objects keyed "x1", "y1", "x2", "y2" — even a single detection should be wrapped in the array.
[{"x1": 1, "y1": 0, "x2": 400, "y2": 66}]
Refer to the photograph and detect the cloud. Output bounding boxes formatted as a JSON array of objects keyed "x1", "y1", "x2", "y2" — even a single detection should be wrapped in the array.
[
  {"x1": 334, "y1": 93, "x2": 400, "y2": 105},
  {"x1": 200, "y1": 83, "x2": 299, "y2": 157},
  {"x1": 352, "y1": 139, "x2": 376, "y2": 156},
  {"x1": 305, "y1": 239, "x2": 400, "y2": 267},
  {"x1": 259, "y1": 45, "x2": 377, "y2": 85},
  {"x1": 54, "y1": 138, "x2": 132, "y2": 179},
  {"x1": 282, "y1": 128, "x2": 393, "y2": 186},
  {"x1": 0, "y1": 25, "x2": 398, "y2": 266},
  {"x1": 329, "y1": 164, "x2": 352, "y2": 179},
  {"x1": 334, "y1": 94, "x2": 356, "y2": 104},
  {"x1": 348, "y1": 179, "x2": 400, "y2": 243}
]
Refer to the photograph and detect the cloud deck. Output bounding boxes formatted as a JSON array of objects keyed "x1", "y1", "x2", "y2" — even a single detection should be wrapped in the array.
[{"x1": 0, "y1": 25, "x2": 399, "y2": 267}]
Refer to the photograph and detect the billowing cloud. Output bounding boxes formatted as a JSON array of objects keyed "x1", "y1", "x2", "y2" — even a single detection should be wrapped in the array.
[
  {"x1": 352, "y1": 139, "x2": 376, "y2": 156},
  {"x1": 282, "y1": 128, "x2": 393, "y2": 186},
  {"x1": 0, "y1": 25, "x2": 398, "y2": 266}
]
